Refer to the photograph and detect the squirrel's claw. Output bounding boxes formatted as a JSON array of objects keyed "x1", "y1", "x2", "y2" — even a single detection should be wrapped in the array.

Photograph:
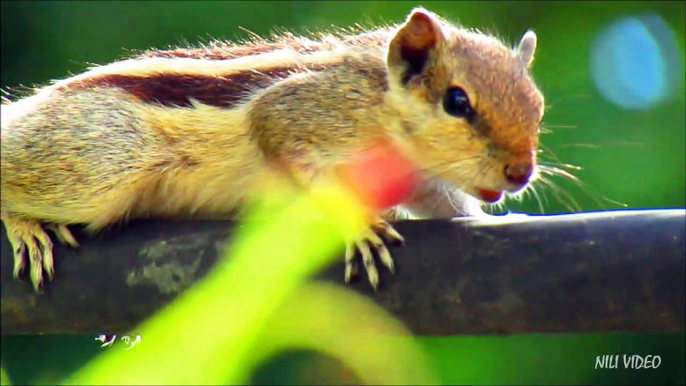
[
  {"x1": 47, "y1": 223, "x2": 80, "y2": 248},
  {"x1": 2, "y1": 215, "x2": 78, "y2": 292},
  {"x1": 344, "y1": 219, "x2": 403, "y2": 291},
  {"x1": 3, "y1": 216, "x2": 53, "y2": 292},
  {"x1": 372, "y1": 218, "x2": 405, "y2": 245}
]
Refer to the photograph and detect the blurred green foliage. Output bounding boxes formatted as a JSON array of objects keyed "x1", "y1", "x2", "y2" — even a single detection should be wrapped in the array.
[
  {"x1": 1, "y1": 1, "x2": 684, "y2": 385},
  {"x1": 59, "y1": 182, "x2": 434, "y2": 385}
]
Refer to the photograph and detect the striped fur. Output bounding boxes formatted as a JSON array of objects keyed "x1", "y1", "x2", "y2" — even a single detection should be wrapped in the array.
[{"x1": 50, "y1": 30, "x2": 393, "y2": 109}]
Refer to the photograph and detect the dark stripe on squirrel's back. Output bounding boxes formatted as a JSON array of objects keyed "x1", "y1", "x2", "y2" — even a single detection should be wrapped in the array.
[{"x1": 60, "y1": 64, "x2": 334, "y2": 108}]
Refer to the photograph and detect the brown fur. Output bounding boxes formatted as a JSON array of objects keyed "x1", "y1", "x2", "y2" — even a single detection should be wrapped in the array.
[{"x1": 1, "y1": 8, "x2": 544, "y2": 291}]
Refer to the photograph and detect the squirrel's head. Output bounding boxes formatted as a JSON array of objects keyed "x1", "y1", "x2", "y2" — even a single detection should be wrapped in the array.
[{"x1": 384, "y1": 7, "x2": 544, "y2": 203}]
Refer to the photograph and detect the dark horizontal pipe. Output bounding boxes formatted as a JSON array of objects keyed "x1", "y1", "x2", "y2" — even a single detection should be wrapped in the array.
[{"x1": 1, "y1": 209, "x2": 684, "y2": 336}]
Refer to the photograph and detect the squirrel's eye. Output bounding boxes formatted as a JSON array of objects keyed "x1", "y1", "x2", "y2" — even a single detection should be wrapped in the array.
[{"x1": 443, "y1": 87, "x2": 474, "y2": 121}]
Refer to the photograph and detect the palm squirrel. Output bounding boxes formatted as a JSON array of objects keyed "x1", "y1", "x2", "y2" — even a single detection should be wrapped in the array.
[{"x1": 1, "y1": 7, "x2": 544, "y2": 292}]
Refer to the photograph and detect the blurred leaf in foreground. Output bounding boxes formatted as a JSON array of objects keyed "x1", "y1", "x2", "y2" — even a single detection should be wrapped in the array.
[
  {"x1": 64, "y1": 137, "x2": 434, "y2": 385},
  {"x1": 1, "y1": 367, "x2": 12, "y2": 386}
]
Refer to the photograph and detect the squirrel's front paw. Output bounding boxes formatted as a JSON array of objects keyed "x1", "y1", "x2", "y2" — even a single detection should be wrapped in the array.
[
  {"x1": 344, "y1": 218, "x2": 404, "y2": 290},
  {"x1": 2, "y1": 215, "x2": 79, "y2": 292}
]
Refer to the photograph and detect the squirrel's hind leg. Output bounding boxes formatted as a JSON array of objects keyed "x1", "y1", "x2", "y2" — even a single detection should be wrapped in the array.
[{"x1": 1, "y1": 213, "x2": 67, "y2": 292}]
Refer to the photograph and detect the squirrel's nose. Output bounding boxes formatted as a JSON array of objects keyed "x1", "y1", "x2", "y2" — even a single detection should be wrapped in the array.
[{"x1": 504, "y1": 162, "x2": 533, "y2": 187}]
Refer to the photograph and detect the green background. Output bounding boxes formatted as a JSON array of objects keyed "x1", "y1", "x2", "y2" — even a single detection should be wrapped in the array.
[{"x1": 1, "y1": 1, "x2": 684, "y2": 385}]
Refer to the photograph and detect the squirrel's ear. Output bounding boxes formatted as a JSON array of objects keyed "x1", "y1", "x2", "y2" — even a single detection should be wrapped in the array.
[
  {"x1": 516, "y1": 30, "x2": 537, "y2": 68},
  {"x1": 387, "y1": 8, "x2": 446, "y2": 85}
]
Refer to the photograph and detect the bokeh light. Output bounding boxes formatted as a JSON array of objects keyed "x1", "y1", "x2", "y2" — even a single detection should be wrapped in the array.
[{"x1": 590, "y1": 14, "x2": 683, "y2": 110}]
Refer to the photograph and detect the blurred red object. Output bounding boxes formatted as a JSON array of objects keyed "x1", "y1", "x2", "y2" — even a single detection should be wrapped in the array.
[{"x1": 337, "y1": 138, "x2": 420, "y2": 212}]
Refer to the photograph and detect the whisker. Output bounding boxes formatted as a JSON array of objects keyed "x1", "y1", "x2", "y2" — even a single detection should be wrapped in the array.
[
  {"x1": 534, "y1": 177, "x2": 566, "y2": 211},
  {"x1": 541, "y1": 125, "x2": 579, "y2": 129},
  {"x1": 536, "y1": 175, "x2": 581, "y2": 213},
  {"x1": 560, "y1": 143, "x2": 602, "y2": 149},
  {"x1": 538, "y1": 161, "x2": 582, "y2": 171},
  {"x1": 526, "y1": 182, "x2": 546, "y2": 214},
  {"x1": 536, "y1": 140, "x2": 631, "y2": 210},
  {"x1": 539, "y1": 167, "x2": 583, "y2": 208},
  {"x1": 537, "y1": 144, "x2": 570, "y2": 169},
  {"x1": 538, "y1": 164, "x2": 582, "y2": 184},
  {"x1": 542, "y1": 164, "x2": 628, "y2": 210}
]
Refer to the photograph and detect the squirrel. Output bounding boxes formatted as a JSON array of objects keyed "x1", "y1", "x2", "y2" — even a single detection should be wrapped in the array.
[{"x1": 1, "y1": 7, "x2": 544, "y2": 292}]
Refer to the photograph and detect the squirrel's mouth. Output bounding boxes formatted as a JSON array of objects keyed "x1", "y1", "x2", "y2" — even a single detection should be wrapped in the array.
[{"x1": 475, "y1": 188, "x2": 503, "y2": 203}]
